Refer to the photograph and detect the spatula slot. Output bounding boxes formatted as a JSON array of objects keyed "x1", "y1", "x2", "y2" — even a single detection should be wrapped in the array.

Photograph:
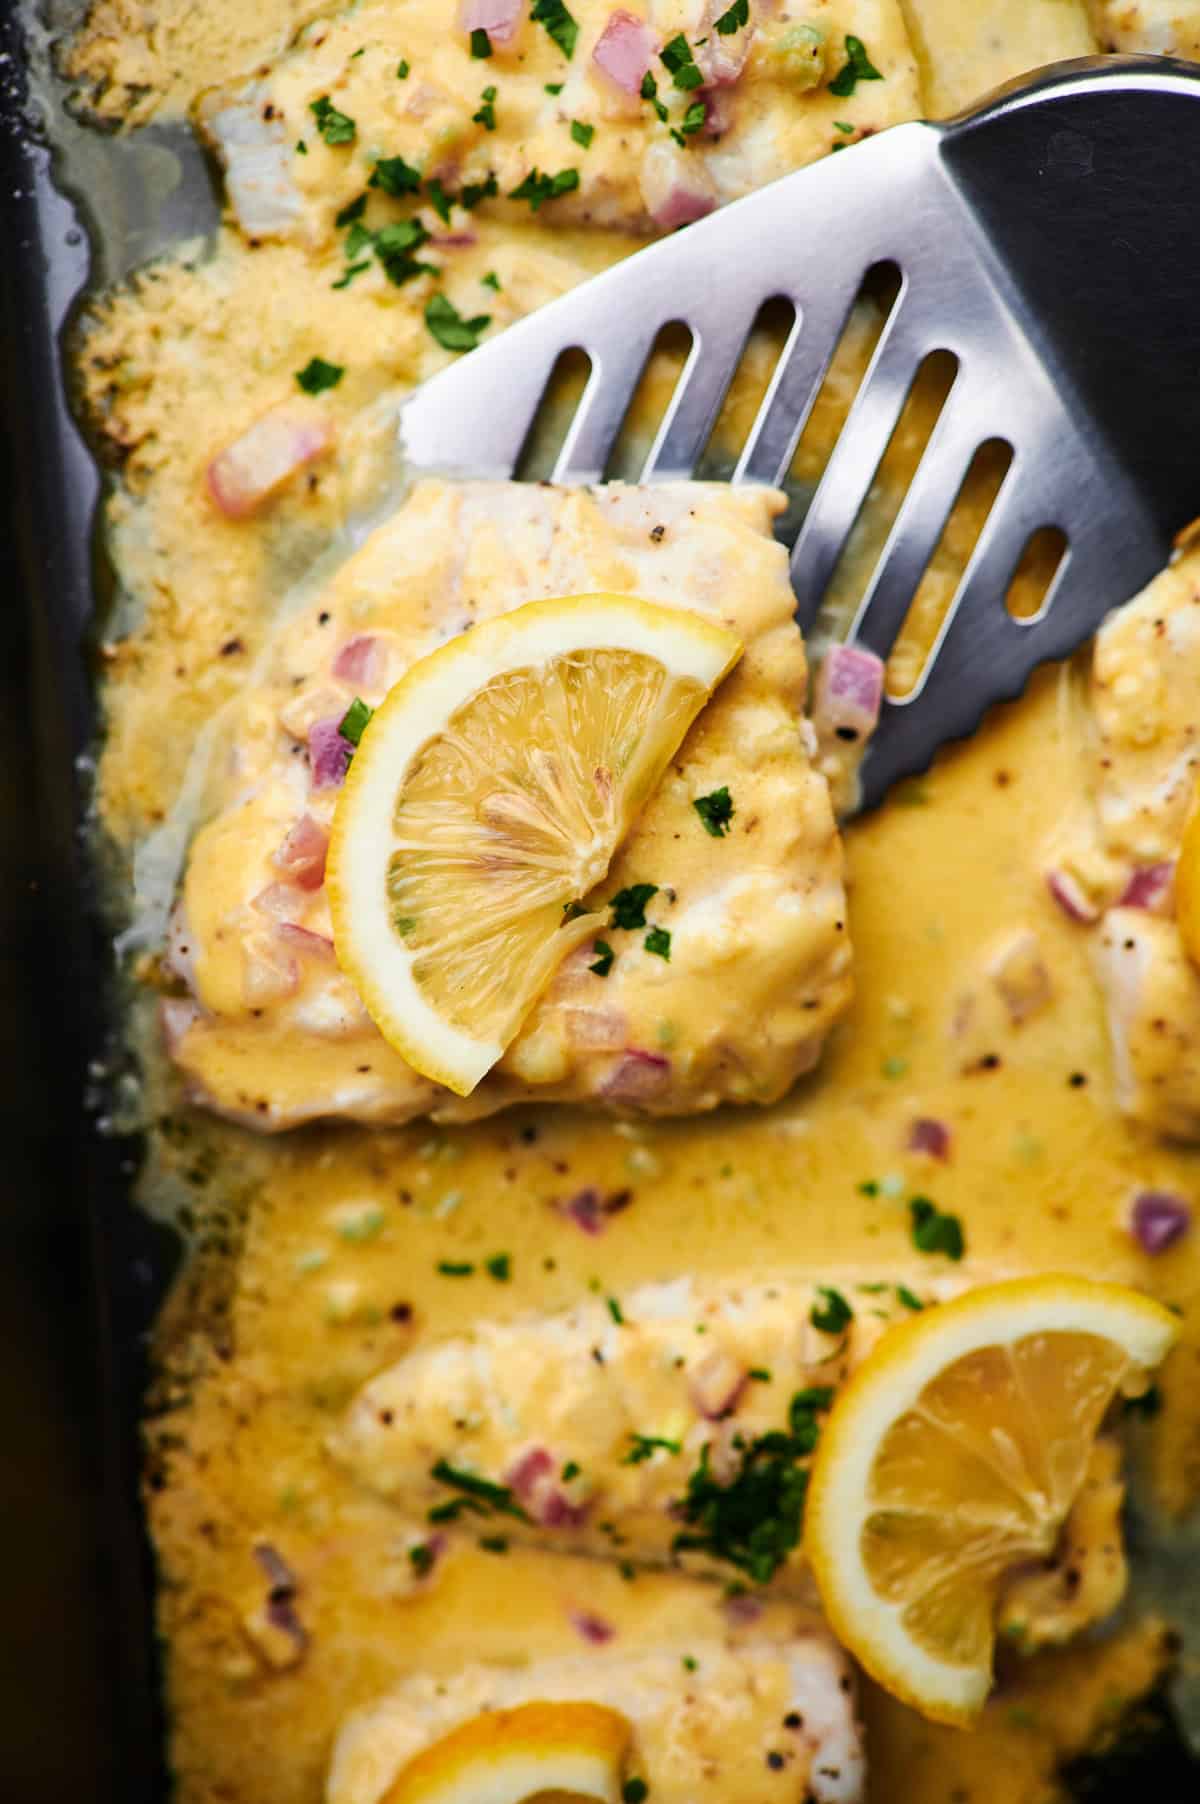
[
  {"x1": 695, "y1": 298, "x2": 797, "y2": 482},
  {"x1": 513, "y1": 347, "x2": 593, "y2": 483},
  {"x1": 602, "y1": 322, "x2": 694, "y2": 484},
  {"x1": 1005, "y1": 525, "x2": 1068, "y2": 623}
]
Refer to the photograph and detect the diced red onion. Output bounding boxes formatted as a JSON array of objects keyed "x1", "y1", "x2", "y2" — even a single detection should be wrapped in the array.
[
  {"x1": 593, "y1": 10, "x2": 658, "y2": 95},
  {"x1": 639, "y1": 141, "x2": 718, "y2": 230},
  {"x1": 699, "y1": 86, "x2": 735, "y2": 138},
  {"x1": 1118, "y1": 861, "x2": 1175, "y2": 913},
  {"x1": 332, "y1": 634, "x2": 385, "y2": 690},
  {"x1": 272, "y1": 815, "x2": 328, "y2": 890},
  {"x1": 557, "y1": 1185, "x2": 633, "y2": 1234},
  {"x1": 264, "y1": 1597, "x2": 309, "y2": 1657},
  {"x1": 206, "y1": 405, "x2": 332, "y2": 520},
  {"x1": 570, "y1": 1610, "x2": 616, "y2": 1645},
  {"x1": 813, "y1": 644, "x2": 885, "y2": 745},
  {"x1": 689, "y1": 1347, "x2": 747, "y2": 1419},
  {"x1": 308, "y1": 715, "x2": 353, "y2": 790},
  {"x1": 160, "y1": 997, "x2": 201, "y2": 1054},
  {"x1": 1045, "y1": 869, "x2": 1100, "y2": 924},
  {"x1": 1130, "y1": 1189, "x2": 1192, "y2": 1254},
  {"x1": 253, "y1": 1541, "x2": 297, "y2": 1600},
  {"x1": 506, "y1": 1447, "x2": 589, "y2": 1529},
  {"x1": 241, "y1": 933, "x2": 299, "y2": 1007},
  {"x1": 277, "y1": 922, "x2": 336, "y2": 960},
  {"x1": 430, "y1": 231, "x2": 479, "y2": 248},
  {"x1": 564, "y1": 1006, "x2": 629, "y2": 1051},
  {"x1": 252, "y1": 882, "x2": 308, "y2": 922},
  {"x1": 697, "y1": 0, "x2": 756, "y2": 85},
  {"x1": 908, "y1": 1117, "x2": 951, "y2": 1161},
  {"x1": 723, "y1": 1591, "x2": 764, "y2": 1626},
  {"x1": 599, "y1": 1049, "x2": 671, "y2": 1103},
  {"x1": 459, "y1": 0, "x2": 522, "y2": 46}
]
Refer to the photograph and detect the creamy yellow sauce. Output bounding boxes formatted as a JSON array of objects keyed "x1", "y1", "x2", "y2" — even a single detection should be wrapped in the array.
[{"x1": 61, "y1": 0, "x2": 1200, "y2": 1799}]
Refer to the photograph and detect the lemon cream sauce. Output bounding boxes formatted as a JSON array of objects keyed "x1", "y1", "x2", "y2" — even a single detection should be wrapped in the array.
[{"x1": 61, "y1": 0, "x2": 1200, "y2": 1799}]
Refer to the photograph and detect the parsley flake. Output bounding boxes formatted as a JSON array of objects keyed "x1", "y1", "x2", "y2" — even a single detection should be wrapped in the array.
[
  {"x1": 470, "y1": 26, "x2": 492, "y2": 57},
  {"x1": 459, "y1": 172, "x2": 499, "y2": 209},
  {"x1": 679, "y1": 98, "x2": 707, "y2": 136},
  {"x1": 437, "y1": 1260, "x2": 475, "y2": 1276},
  {"x1": 531, "y1": 0, "x2": 579, "y2": 59},
  {"x1": 397, "y1": 58, "x2": 410, "y2": 79},
  {"x1": 430, "y1": 1459, "x2": 528, "y2": 1520},
  {"x1": 571, "y1": 119, "x2": 594, "y2": 148},
  {"x1": 749, "y1": 1367, "x2": 772, "y2": 1382},
  {"x1": 509, "y1": 165, "x2": 580, "y2": 210},
  {"x1": 408, "y1": 1541, "x2": 436, "y2": 1576},
  {"x1": 693, "y1": 787, "x2": 734, "y2": 837},
  {"x1": 641, "y1": 70, "x2": 670, "y2": 126},
  {"x1": 896, "y1": 1284, "x2": 924, "y2": 1311},
  {"x1": 335, "y1": 192, "x2": 367, "y2": 227},
  {"x1": 426, "y1": 176, "x2": 454, "y2": 223},
  {"x1": 828, "y1": 34, "x2": 883, "y2": 97},
  {"x1": 369, "y1": 153, "x2": 421, "y2": 196},
  {"x1": 485, "y1": 1252, "x2": 512, "y2": 1282},
  {"x1": 295, "y1": 355, "x2": 344, "y2": 394},
  {"x1": 374, "y1": 218, "x2": 435, "y2": 286},
  {"x1": 810, "y1": 1287, "x2": 853, "y2": 1335},
  {"x1": 296, "y1": 139, "x2": 308, "y2": 154},
  {"x1": 644, "y1": 925, "x2": 671, "y2": 961},
  {"x1": 623, "y1": 1782, "x2": 649, "y2": 1804},
  {"x1": 309, "y1": 95, "x2": 356, "y2": 145},
  {"x1": 909, "y1": 1196, "x2": 965, "y2": 1260},
  {"x1": 332, "y1": 259, "x2": 371, "y2": 289},
  {"x1": 610, "y1": 883, "x2": 658, "y2": 929},
  {"x1": 562, "y1": 1460, "x2": 581, "y2": 1481},
  {"x1": 589, "y1": 939, "x2": 615, "y2": 976},
  {"x1": 545, "y1": 81, "x2": 564, "y2": 95},
  {"x1": 473, "y1": 85, "x2": 497, "y2": 129},
  {"x1": 672, "y1": 1430, "x2": 808, "y2": 1585},
  {"x1": 478, "y1": 1534, "x2": 509, "y2": 1552},
  {"x1": 715, "y1": 0, "x2": 749, "y2": 31},
  {"x1": 623, "y1": 1432, "x2": 681, "y2": 1465},
  {"x1": 425, "y1": 293, "x2": 491, "y2": 352},
  {"x1": 481, "y1": 270, "x2": 501, "y2": 291},
  {"x1": 833, "y1": 119, "x2": 855, "y2": 133},
  {"x1": 607, "y1": 1296, "x2": 625, "y2": 1325},
  {"x1": 682, "y1": 1654, "x2": 698, "y2": 1672},
  {"x1": 661, "y1": 32, "x2": 704, "y2": 91},
  {"x1": 344, "y1": 218, "x2": 373, "y2": 258}
]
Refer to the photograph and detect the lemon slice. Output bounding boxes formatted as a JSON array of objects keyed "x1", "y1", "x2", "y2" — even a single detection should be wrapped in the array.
[
  {"x1": 382, "y1": 1701, "x2": 632, "y2": 1804},
  {"x1": 328, "y1": 593, "x2": 742, "y2": 1094},
  {"x1": 805, "y1": 1275, "x2": 1177, "y2": 1726}
]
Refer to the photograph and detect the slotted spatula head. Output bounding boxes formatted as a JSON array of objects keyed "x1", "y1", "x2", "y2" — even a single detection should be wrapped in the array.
[{"x1": 400, "y1": 56, "x2": 1200, "y2": 808}]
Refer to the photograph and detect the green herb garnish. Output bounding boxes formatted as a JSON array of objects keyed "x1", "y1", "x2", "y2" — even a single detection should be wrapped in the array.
[
  {"x1": 610, "y1": 883, "x2": 658, "y2": 929},
  {"x1": 338, "y1": 696, "x2": 374, "y2": 746},
  {"x1": 589, "y1": 939, "x2": 615, "y2": 976},
  {"x1": 531, "y1": 0, "x2": 579, "y2": 59},
  {"x1": 749, "y1": 1367, "x2": 772, "y2": 1382},
  {"x1": 545, "y1": 81, "x2": 564, "y2": 95},
  {"x1": 481, "y1": 270, "x2": 501, "y2": 290},
  {"x1": 622, "y1": 1782, "x2": 649, "y2": 1804},
  {"x1": 693, "y1": 787, "x2": 734, "y2": 837},
  {"x1": 571, "y1": 119, "x2": 594, "y2": 148},
  {"x1": 478, "y1": 1534, "x2": 509, "y2": 1552},
  {"x1": 295, "y1": 355, "x2": 344, "y2": 394},
  {"x1": 336, "y1": 192, "x2": 367, "y2": 226},
  {"x1": 896, "y1": 1284, "x2": 924, "y2": 1311},
  {"x1": 509, "y1": 166, "x2": 580, "y2": 210},
  {"x1": 485, "y1": 1252, "x2": 512, "y2": 1281},
  {"x1": 810, "y1": 1287, "x2": 853, "y2": 1335},
  {"x1": 459, "y1": 172, "x2": 500, "y2": 209},
  {"x1": 425, "y1": 293, "x2": 492, "y2": 351},
  {"x1": 909, "y1": 1196, "x2": 965, "y2": 1260},
  {"x1": 408, "y1": 1542, "x2": 436, "y2": 1576},
  {"x1": 644, "y1": 926, "x2": 671, "y2": 961},
  {"x1": 369, "y1": 153, "x2": 422, "y2": 196},
  {"x1": 309, "y1": 95, "x2": 357, "y2": 145},
  {"x1": 828, "y1": 34, "x2": 882, "y2": 97},
  {"x1": 374, "y1": 218, "x2": 435, "y2": 286},
  {"x1": 562, "y1": 1460, "x2": 581, "y2": 1481},
  {"x1": 661, "y1": 32, "x2": 704, "y2": 90},
  {"x1": 679, "y1": 98, "x2": 707, "y2": 136},
  {"x1": 623, "y1": 1432, "x2": 682, "y2": 1465},
  {"x1": 672, "y1": 1431, "x2": 808, "y2": 1585},
  {"x1": 715, "y1": 0, "x2": 749, "y2": 31},
  {"x1": 607, "y1": 1296, "x2": 625, "y2": 1325},
  {"x1": 473, "y1": 85, "x2": 498, "y2": 129},
  {"x1": 437, "y1": 1260, "x2": 475, "y2": 1276},
  {"x1": 430, "y1": 1459, "x2": 528, "y2": 1520},
  {"x1": 470, "y1": 26, "x2": 493, "y2": 57},
  {"x1": 332, "y1": 260, "x2": 371, "y2": 289},
  {"x1": 397, "y1": 58, "x2": 411, "y2": 79}
]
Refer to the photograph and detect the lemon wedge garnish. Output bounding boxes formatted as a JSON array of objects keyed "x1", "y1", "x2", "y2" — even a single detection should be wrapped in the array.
[
  {"x1": 328, "y1": 592, "x2": 742, "y2": 1094},
  {"x1": 805, "y1": 1275, "x2": 1177, "y2": 1726},
  {"x1": 381, "y1": 1701, "x2": 632, "y2": 1804}
]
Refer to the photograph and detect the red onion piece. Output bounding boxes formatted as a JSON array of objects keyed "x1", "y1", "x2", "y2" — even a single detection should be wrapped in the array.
[
  {"x1": 272, "y1": 815, "x2": 328, "y2": 890},
  {"x1": 1130, "y1": 1189, "x2": 1192, "y2": 1254},
  {"x1": 908, "y1": 1117, "x2": 951, "y2": 1161},
  {"x1": 563, "y1": 1005, "x2": 629, "y2": 1051},
  {"x1": 242, "y1": 934, "x2": 299, "y2": 1007},
  {"x1": 723, "y1": 1591, "x2": 764, "y2": 1626},
  {"x1": 459, "y1": 0, "x2": 522, "y2": 46},
  {"x1": 814, "y1": 644, "x2": 885, "y2": 745},
  {"x1": 1118, "y1": 861, "x2": 1175, "y2": 913},
  {"x1": 160, "y1": 997, "x2": 201, "y2": 1054},
  {"x1": 593, "y1": 9, "x2": 658, "y2": 94},
  {"x1": 430, "y1": 230, "x2": 479, "y2": 248},
  {"x1": 557, "y1": 1186, "x2": 634, "y2": 1235},
  {"x1": 689, "y1": 1348, "x2": 747, "y2": 1419},
  {"x1": 252, "y1": 882, "x2": 308, "y2": 923},
  {"x1": 696, "y1": 0, "x2": 756, "y2": 85},
  {"x1": 1045, "y1": 869, "x2": 1100, "y2": 924},
  {"x1": 570, "y1": 1610, "x2": 616, "y2": 1645},
  {"x1": 599, "y1": 1049, "x2": 671, "y2": 1103},
  {"x1": 277, "y1": 922, "x2": 336, "y2": 960},
  {"x1": 206, "y1": 405, "x2": 332, "y2": 520},
  {"x1": 700, "y1": 86, "x2": 735, "y2": 138},
  {"x1": 253, "y1": 1541, "x2": 297, "y2": 1599},
  {"x1": 332, "y1": 634, "x2": 385, "y2": 690},
  {"x1": 506, "y1": 1447, "x2": 589, "y2": 1529},
  {"x1": 308, "y1": 715, "x2": 353, "y2": 790}
]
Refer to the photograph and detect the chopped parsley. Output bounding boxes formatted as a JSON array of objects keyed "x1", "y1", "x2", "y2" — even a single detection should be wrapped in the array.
[
  {"x1": 545, "y1": 80, "x2": 564, "y2": 95},
  {"x1": 749, "y1": 1367, "x2": 772, "y2": 1382},
  {"x1": 337, "y1": 696, "x2": 373, "y2": 747},
  {"x1": 833, "y1": 119, "x2": 855, "y2": 134},
  {"x1": 374, "y1": 217, "x2": 435, "y2": 286},
  {"x1": 589, "y1": 939, "x2": 615, "y2": 976},
  {"x1": 882, "y1": 1055, "x2": 909, "y2": 1079},
  {"x1": 623, "y1": 1432, "x2": 682, "y2": 1465},
  {"x1": 679, "y1": 98, "x2": 707, "y2": 137},
  {"x1": 397, "y1": 58, "x2": 410, "y2": 79},
  {"x1": 429, "y1": 1459, "x2": 528, "y2": 1521},
  {"x1": 309, "y1": 95, "x2": 357, "y2": 145},
  {"x1": 715, "y1": 0, "x2": 749, "y2": 31},
  {"x1": 607, "y1": 1296, "x2": 625, "y2": 1325},
  {"x1": 481, "y1": 270, "x2": 501, "y2": 290},
  {"x1": 296, "y1": 139, "x2": 308, "y2": 154},
  {"x1": 693, "y1": 787, "x2": 734, "y2": 837},
  {"x1": 478, "y1": 1534, "x2": 508, "y2": 1552},
  {"x1": 470, "y1": 26, "x2": 492, "y2": 57},
  {"x1": 473, "y1": 85, "x2": 498, "y2": 129},
  {"x1": 332, "y1": 259, "x2": 371, "y2": 289},
  {"x1": 369, "y1": 152, "x2": 422, "y2": 196},
  {"x1": 425, "y1": 293, "x2": 492, "y2": 352},
  {"x1": 622, "y1": 1782, "x2": 649, "y2": 1804},
  {"x1": 426, "y1": 177, "x2": 454, "y2": 223},
  {"x1": 295, "y1": 355, "x2": 344, "y2": 394},
  {"x1": 644, "y1": 925, "x2": 671, "y2": 961},
  {"x1": 858, "y1": 1178, "x2": 880, "y2": 1197},
  {"x1": 437, "y1": 1260, "x2": 475, "y2": 1276},
  {"x1": 896, "y1": 1284, "x2": 924, "y2": 1312},
  {"x1": 408, "y1": 1542, "x2": 436, "y2": 1576},
  {"x1": 570, "y1": 119, "x2": 595, "y2": 148},
  {"x1": 610, "y1": 883, "x2": 658, "y2": 929},
  {"x1": 509, "y1": 165, "x2": 580, "y2": 210},
  {"x1": 661, "y1": 32, "x2": 704, "y2": 90},
  {"x1": 344, "y1": 218, "x2": 373, "y2": 258},
  {"x1": 909, "y1": 1196, "x2": 965, "y2": 1260},
  {"x1": 459, "y1": 172, "x2": 500, "y2": 209},
  {"x1": 641, "y1": 70, "x2": 670, "y2": 125},
  {"x1": 810, "y1": 1287, "x2": 853, "y2": 1335},
  {"x1": 561, "y1": 1460, "x2": 581, "y2": 1481},
  {"x1": 335, "y1": 192, "x2": 367, "y2": 227},
  {"x1": 828, "y1": 34, "x2": 883, "y2": 97},
  {"x1": 484, "y1": 1252, "x2": 512, "y2": 1282},
  {"x1": 531, "y1": 0, "x2": 579, "y2": 59}
]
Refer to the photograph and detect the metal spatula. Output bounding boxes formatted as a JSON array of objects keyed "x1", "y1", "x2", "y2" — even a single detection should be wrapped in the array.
[{"x1": 399, "y1": 56, "x2": 1200, "y2": 809}]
